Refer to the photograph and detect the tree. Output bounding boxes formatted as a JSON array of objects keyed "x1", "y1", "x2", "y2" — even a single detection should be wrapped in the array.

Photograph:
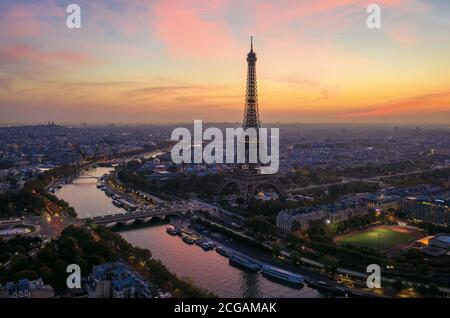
[
  {"x1": 391, "y1": 279, "x2": 404, "y2": 291},
  {"x1": 58, "y1": 237, "x2": 82, "y2": 263},
  {"x1": 307, "y1": 219, "x2": 332, "y2": 243},
  {"x1": 37, "y1": 246, "x2": 58, "y2": 265},
  {"x1": 285, "y1": 232, "x2": 303, "y2": 246},
  {"x1": 247, "y1": 216, "x2": 277, "y2": 236},
  {"x1": 12, "y1": 269, "x2": 38, "y2": 282},
  {"x1": 75, "y1": 257, "x2": 89, "y2": 276},
  {"x1": 290, "y1": 250, "x2": 302, "y2": 264},
  {"x1": 66, "y1": 206, "x2": 77, "y2": 218},
  {"x1": 271, "y1": 241, "x2": 282, "y2": 257},
  {"x1": 38, "y1": 265, "x2": 55, "y2": 285},
  {"x1": 427, "y1": 283, "x2": 440, "y2": 297},
  {"x1": 416, "y1": 264, "x2": 428, "y2": 275},
  {"x1": 133, "y1": 247, "x2": 152, "y2": 263},
  {"x1": 320, "y1": 255, "x2": 339, "y2": 278},
  {"x1": 52, "y1": 259, "x2": 69, "y2": 288},
  {"x1": 10, "y1": 253, "x2": 31, "y2": 272}
]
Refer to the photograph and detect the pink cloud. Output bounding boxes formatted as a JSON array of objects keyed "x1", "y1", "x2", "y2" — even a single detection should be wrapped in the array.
[
  {"x1": 389, "y1": 23, "x2": 418, "y2": 45},
  {"x1": 151, "y1": 0, "x2": 240, "y2": 59},
  {"x1": 254, "y1": 0, "x2": 407, "y2": 33},
  {"x1": 85, "y1": 1, "x2": 154, "y2": 37},
  {"x1": 384, "y1": 0, "x2": 431, "y2": 46},
  {"x1": 0, "y1": 77, "x2": 15, "y2": 90},
  {"x1": 0, "y1": 0, "x2": 64, "y2": 38},
  {"x1": 0, "y1": 45, "x2": 94, "y2": 65}
]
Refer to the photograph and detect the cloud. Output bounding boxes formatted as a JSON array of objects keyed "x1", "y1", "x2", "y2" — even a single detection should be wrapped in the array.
[
  {"x1": 340, "y1": 90, "x2": 450, "y2": 118},
  {"x1": 121, "y1": 84, "x2": 241, "y2": 114},
  {"x1": 384, "y1": 0, "x2": 431, "y2": 46},
  {"x1": 274, "y1": 75, "x2": 318, "y2": 88},
  {"x1": 151, "y1": 0, "x2": 240, "y2": 59},
  {"x1": 0, "y1": 77, "x2": 15, "y2": 90},
  {"x1": 253, "y1": 0, "x2": 407, "y2": 32},
  {"x1": 0, "y1": 45, "x2": 94, "y2": 66},
  {"x1": 60, "y1": 81, "x2": 138, "y2": 88},
  {"x1": 388, "y1": 23, "x2": 418, "y2": 46},
  {"x1": 124, "y1": 85, "x2": 196, "y2": 97},
  {"x1": 0, "y1": 0, "x2": 64, "y2": 39}
]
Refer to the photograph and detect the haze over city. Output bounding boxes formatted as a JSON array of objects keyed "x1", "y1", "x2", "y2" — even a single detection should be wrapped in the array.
[{"x1": 0, "y1": 0, "x2": 449, "y2": 125}]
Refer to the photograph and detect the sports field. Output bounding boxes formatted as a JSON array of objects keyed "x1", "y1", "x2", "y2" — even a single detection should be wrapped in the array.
[{"x1": 336, "y1": 225, "x2": 421, "y2": 251}]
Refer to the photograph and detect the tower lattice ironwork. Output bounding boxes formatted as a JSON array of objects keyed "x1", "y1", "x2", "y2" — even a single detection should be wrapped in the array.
[
  {"x1": 219, "y1": 37, "x2": 286, "y2": 202},
  {"x1": 243, "y1": 36, "x2": 260, "y2": 130},
  {"x1": 241, "y1": 36, "x2": 261, "y2": 175}
]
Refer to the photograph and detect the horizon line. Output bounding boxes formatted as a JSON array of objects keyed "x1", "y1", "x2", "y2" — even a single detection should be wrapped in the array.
[{"x1": 1, "y1": 121, "x2": 449, "y2": 128}]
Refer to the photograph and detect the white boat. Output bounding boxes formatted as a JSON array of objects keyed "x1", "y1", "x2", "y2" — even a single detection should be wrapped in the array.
[
  {"x1": 166, "y1": 226, "x2": 179, "y2": 235},
  {"x1": 262, "y1": 266, "x2": 304, "y2": 285}
]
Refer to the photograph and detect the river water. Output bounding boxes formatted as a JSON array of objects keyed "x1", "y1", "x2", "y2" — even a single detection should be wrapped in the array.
[{"x1": 56, "y1": 167, "x2": 322, "y2": 298}]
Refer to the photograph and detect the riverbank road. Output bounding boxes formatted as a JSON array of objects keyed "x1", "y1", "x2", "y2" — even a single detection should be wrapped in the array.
[{"x1": 25, "y1": 212, "x2": 80, "y2": 240}]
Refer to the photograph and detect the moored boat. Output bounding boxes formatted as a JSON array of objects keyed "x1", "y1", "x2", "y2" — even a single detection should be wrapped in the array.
[
  {"x1": 262, "y1": 266, "x2": 304, "y2": 285},
  {"x1": 181, "y1": 234, "x2": 195, "y2": 244},
  {"x1": 215, "y1": 246, "x2": 229, "y2": 257},
  {"x1": 180, "y1": 227, "x2": 194, "y2": 236},
  {"x1": 166, "y1": 226, "x2": 179, "y2": 235},
  {"x1": 198, "y1": 241, "x2": 216, "y2": 250},
  {"x1": 306, "y1": 280, "x2": 348, "y2": 295},
  {"x1": 112, "y1": 200, "x2": 123, "y2": 207},
  {"x1": 229, "y1": 253, "x2": 261, "y2": 271}
]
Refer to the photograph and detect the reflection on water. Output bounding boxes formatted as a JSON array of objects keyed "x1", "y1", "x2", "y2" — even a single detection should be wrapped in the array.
[
  {"x1": 55, "y1": 167, "x2": 125, "y2": 218},
  {"x1": 240, "y1": 271, "x2": 262, "y2": 298},
  {"x1": 56, "y1": 167, "x2": 322, "y2": 298},
  {"x1": 121, "y1": 225, "x2": 320, "y2": 298}
]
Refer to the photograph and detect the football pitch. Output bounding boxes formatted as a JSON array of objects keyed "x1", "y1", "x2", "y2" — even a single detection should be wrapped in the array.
[{"x1": 336, "y1": 226, "x2": 419, "y2": 251}]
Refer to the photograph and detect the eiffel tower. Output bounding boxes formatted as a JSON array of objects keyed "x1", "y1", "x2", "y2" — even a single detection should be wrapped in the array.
[{"x1": 219, "y1": 37, "x2": 285, "y2": 202}]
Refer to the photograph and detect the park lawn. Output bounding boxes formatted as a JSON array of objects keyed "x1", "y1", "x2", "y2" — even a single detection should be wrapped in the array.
[{"x1": 338, "y1": 226, "x2": 415, "y2": 251}]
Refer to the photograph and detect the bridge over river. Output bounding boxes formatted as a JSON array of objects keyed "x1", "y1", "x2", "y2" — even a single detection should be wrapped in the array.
[{"x1": 82, "y1": 208, "x2": 188, "y2": 227}]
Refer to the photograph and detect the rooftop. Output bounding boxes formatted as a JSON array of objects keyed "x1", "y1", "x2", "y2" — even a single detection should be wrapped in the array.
[{"x1": 433, "y1": 235, "x2": 450, "y2": 244}]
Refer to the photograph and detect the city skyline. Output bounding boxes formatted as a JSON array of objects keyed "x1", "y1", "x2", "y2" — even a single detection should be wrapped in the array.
[{"x1": 1, "y1": 0, "x2": 450, "y2": 125}]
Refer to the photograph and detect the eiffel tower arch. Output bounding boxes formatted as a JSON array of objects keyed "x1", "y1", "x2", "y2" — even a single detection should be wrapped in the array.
[{"x1": 219, "y1": 171, "x2": 286, "y2": 202}]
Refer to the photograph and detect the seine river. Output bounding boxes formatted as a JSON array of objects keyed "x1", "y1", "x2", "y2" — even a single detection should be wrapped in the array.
[{"x1": 56, "y1": 167, "x2": 322, "y2": 298}]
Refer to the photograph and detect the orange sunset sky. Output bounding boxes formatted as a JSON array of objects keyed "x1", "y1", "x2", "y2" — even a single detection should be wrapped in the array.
[{"x1": 0, "y1": 0, "x2": 449, "y2": 125}]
